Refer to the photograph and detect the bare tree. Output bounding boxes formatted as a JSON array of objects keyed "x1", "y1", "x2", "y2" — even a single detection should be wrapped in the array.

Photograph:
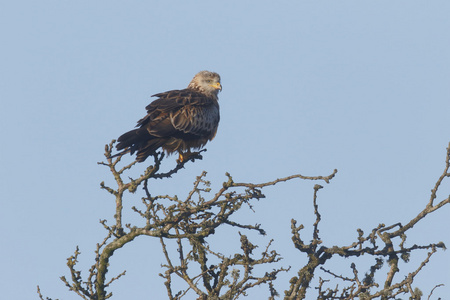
[{"x1": 38, "y1": 142, "x2": 450, "y2": 299}]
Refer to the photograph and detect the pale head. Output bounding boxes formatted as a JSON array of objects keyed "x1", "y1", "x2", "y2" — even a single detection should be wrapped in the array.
[{"x1": 188, "y1": 71, "x2": 222, "y2": 98}]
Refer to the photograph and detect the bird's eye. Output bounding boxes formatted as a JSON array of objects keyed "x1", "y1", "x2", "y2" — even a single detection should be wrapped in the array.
[{"x1": 206, "y1": 80, "x2": 212, "y2": 83}]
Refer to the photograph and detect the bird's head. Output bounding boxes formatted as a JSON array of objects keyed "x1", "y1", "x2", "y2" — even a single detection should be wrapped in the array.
[{"x1": 188, "y1": 71, "x2": 222, "y2": 98}]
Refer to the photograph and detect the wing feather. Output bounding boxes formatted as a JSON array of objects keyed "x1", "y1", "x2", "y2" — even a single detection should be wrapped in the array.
[{"x1": 136, "y1": 89, "x2": 219, "y2": 140}]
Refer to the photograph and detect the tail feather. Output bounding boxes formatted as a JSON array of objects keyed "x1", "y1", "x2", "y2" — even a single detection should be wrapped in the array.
[
  {"x1": 115, "y1": 129, "x2": 168, "y2": 162},
  {"x1": 135, "y1": 138, "x2": 167, "y2": 162},
  {"x1": 116, "y1": 129, "x2": 141, "y2": 151}
]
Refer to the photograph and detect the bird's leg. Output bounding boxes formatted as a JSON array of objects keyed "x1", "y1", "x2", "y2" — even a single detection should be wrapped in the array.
[
  {"x1": 177, "y1": 150, "x2": 192, "y2": 164},
  {"x1": 176, "y1": 149, "x2": 206, "y2": 164},
  {"x1": 177, "y1": 152, "x2": 183, "y2": 163}
]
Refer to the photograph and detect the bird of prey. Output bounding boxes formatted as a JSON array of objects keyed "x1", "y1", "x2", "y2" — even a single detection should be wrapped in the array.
[{"x1": 115, "y1": 71, "x2": 222, "y2": 163}]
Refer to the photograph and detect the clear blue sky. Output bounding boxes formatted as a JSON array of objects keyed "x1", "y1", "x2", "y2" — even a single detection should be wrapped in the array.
[{"x1": 1, "y1": 1, "x2": 449, "y2": 299}]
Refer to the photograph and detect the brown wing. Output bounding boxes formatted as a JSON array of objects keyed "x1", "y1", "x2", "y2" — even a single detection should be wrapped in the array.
[{"x1": 136, "y1": 89, "x2": 220, "y2": 140}]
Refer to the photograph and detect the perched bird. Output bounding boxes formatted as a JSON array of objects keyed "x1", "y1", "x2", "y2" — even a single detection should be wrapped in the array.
[{"x1": 115, "y1": 71, "x2": 222, "y2": 163}]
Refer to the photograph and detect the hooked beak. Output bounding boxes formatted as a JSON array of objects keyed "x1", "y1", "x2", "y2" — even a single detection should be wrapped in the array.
[{"x1": 211, "y1": 82, "x2": 222, "y2": 91}]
